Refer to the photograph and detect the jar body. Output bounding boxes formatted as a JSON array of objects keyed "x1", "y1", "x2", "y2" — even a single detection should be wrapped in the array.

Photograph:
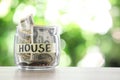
[{"x1": 14, "y1": 26, "x2": 60, "y2": 70}]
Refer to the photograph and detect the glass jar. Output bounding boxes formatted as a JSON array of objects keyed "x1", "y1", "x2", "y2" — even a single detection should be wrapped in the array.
[{"x1": 14, "y1": 16, "x2": 60, "y2": 70}]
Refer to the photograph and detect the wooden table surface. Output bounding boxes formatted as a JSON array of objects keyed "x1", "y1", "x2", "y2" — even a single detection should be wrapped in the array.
[{"x1": 0, "y1": 67, "x2": 120, "y2": 80}]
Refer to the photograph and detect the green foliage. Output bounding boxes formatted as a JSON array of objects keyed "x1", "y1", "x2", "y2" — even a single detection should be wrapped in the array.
[{"x1": 61, "y1": 23, "x2": 86, "y2": 66}]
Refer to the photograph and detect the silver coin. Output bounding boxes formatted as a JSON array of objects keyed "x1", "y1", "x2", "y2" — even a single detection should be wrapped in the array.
[{"x1": 31, "y1": 53, "x2": 53, "y2": 65}]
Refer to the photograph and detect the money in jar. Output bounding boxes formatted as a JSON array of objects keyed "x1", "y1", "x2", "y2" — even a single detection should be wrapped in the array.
[{"x1": 14, "y1": 15, "x2": 60, "y2": 70}]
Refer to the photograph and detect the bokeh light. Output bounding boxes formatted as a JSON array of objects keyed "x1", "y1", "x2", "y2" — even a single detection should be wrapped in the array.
[
  {"x1": 13, "y1": 3, "x2": 36, "y2": 24},
  {"x1": 77, "y1": 46, "x2": 105, "y2": 67},
  {"x1": 0, "y1": 0, "x2": 11, "y2": 17}
]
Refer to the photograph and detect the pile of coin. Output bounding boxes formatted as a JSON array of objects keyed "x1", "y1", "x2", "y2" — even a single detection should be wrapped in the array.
[{"x1": 15, "y1": 15, "x2": 58, "y2": 67}]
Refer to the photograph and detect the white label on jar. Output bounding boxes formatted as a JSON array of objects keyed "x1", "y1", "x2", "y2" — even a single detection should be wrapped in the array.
[{"x1": 16, "y1": 43, "x2": 55, "y2": 53}]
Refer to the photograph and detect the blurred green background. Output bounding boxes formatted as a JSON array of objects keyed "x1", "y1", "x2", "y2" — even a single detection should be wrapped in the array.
[{"x1": 0, "y1": 0, "x2": 120, "y2": 67}]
